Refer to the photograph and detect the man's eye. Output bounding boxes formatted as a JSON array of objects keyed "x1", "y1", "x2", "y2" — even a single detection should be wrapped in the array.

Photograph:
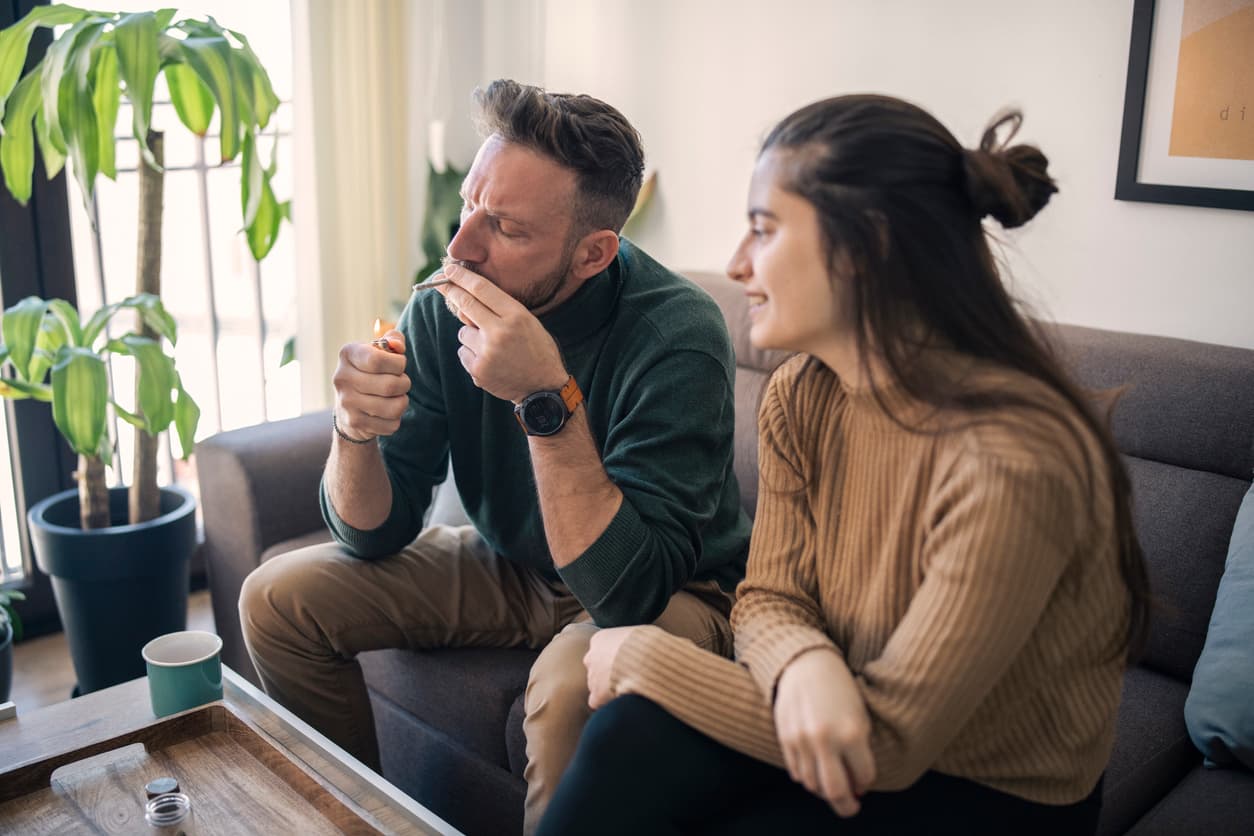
[{"x1": 751, "y1": 227, "x2": 768, "y2": 238}]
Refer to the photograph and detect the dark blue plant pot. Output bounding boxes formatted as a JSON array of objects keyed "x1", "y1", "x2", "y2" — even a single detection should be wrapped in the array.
[
  {"x1": 0, "y1": 622, "x2": 11, "y2": 702},
  {"x1": 28, "y1": 485, "x2": 197, "y2": 695}
]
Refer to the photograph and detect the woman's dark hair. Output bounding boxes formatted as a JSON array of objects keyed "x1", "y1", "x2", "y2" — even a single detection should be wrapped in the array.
[
  {"x1": 762, "y1": 94, "x2": 1150, "y2": 662},
  {"x1": 473, "y1": 79, "x2": 645, "y2": 236}
]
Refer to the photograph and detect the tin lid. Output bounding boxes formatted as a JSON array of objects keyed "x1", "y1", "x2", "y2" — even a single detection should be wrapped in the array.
[{"x1": 144, "y1": 776, "x2": 180, "y2": 799}]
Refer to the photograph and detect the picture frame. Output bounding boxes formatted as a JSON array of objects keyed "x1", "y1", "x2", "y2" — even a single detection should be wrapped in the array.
[{"x1": 1115, "y1": 0, "x2": 1254, "y2": 211}]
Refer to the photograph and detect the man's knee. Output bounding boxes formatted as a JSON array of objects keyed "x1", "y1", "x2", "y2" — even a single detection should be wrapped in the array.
[
  {"x1": 239, "y1": 546, "x2": 339, "y2": 645},
  {"x1": 526, "y1": 621, "x2": 597, "y2": 712}
]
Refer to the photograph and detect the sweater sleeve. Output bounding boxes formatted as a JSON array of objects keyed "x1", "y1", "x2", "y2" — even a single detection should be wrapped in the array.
[
  {"x1": 608, "y1": 625, "x2": 786, "y2": 768},
  {"x1": 731, "y1": 369, "x2": 840, "y2": 699},
  {"x1": 557, "y1": 349, "x2": 745, "y2": 626},
  {"x1": 855, "y1": 447, "x2": 1086, "y2": 790}
]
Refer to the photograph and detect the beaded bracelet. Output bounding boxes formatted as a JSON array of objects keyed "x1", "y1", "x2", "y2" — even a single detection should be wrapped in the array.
[{"x1": 332, "y1": 412, "x2": 373, "y2": 445}]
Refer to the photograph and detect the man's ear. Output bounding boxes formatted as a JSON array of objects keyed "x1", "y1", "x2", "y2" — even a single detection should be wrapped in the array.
[{"x1": 570, "y1": 230, "x2": 621, "y2": 280}]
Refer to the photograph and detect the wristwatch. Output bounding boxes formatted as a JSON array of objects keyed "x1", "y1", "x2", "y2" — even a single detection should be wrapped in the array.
[{"x1": 514, "y1": 375, "x2": 583, "y2": 436}]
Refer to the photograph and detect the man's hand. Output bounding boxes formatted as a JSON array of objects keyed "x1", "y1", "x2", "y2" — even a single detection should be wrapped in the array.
[
  {"x1": 437, "y1": 262, "x2": 568, "y2": 402},
  {"x1": 331, "y1": 329, "x2": 410, "y2": 442},
  {"x1": 774, "y1": 648, "x2": 877, "y2": 817},
  {"x1": 584, "y1": 625, "x2": 651, "y2": 710}
]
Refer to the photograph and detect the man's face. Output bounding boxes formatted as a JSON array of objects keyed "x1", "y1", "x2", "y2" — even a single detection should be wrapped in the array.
[{"x1": 446, "y1": 135, "x2": 581, "y2": 314}]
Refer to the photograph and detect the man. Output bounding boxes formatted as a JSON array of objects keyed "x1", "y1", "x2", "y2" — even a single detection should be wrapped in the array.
[{"x1": 239, "y1": 79, "x2": 750, "y2": 832}]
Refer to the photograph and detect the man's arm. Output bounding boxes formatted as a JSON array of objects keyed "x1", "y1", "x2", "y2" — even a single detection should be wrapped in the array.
[
  {"x1": 324, "y1": 335, "x2": 408, "y2": 530},
  {"x1": 439, "y1": 266, "x2": 742, "y2": 624},
  {"x1": 527, "y1": 406, "x2": 623, "y2": 567},
  {"x1": 320, "y1": 317, "x2": 449, "y2": 558}
]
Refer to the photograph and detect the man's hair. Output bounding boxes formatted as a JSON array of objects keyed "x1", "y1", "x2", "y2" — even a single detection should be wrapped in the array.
[{"x1": 472, "y1": 79, "x2": 645, "y2": 236}]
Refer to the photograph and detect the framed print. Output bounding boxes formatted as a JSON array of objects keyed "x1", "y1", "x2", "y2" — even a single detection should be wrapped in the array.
[{"x1": 1115, "y1": 0, "x2": 1254, "y2": 211}]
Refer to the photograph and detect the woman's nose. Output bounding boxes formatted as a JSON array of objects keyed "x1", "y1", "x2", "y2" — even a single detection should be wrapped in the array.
[{"x1": 726, "y1": 240, "x2": 751, "y2": 283}]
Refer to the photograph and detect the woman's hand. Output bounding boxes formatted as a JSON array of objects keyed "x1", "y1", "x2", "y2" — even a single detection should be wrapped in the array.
[
  {"x1": 774, "y1": 648, "x2": 876, "y2": 817},
  {"x1": 584, "y1": 625, "x2": 650, "y2": 710}
]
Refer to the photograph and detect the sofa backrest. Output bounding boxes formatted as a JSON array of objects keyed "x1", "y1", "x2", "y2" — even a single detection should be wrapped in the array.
[{"x1": 683, "y1": 270, "x2": 1254, "y2": 684}]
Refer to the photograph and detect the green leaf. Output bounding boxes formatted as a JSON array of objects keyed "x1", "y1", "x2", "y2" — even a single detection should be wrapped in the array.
[
  {"x1": 0, "y1": 4, "x2": 93, "y2": 122},
  {"x1": 28, "y1": 309, "x2": 73, "y2": 384},
  {"x1": 34, "y1": 106, "x2": 65, "y2": 180},
  {"x1": 173, "y1": 34, "x2": 239, "y2": 161},
  {"x1": 111, "y1": 398, "x2": 146, "y2": 430},
  {"x1": 119, "y1": 293, "x2": 177, "y2": 344},
  {"x1": 1, "y1": 296, "x2": 47, "y2": 382},
  {"x1": 112, "y1": 334, "x2": 176, "y2": 432},
  {"x1": 112, "y1": 11, "x2": 161, "y2": 168},
  {"x1": 45, "y1": 299, "x2": 84, "y2": 345},
  {"x1": 0, "y1": 68, "x2": 41, "y2": 204},
  {"x1": 229, "y1": 29, "x2": 278, "y2": 130},
  {"x1": 279, "y1": 335, "x2": 296, "y2": 367},
  {"x1": 172, "y1": 375, "x2": 199, "y2": 458},
  {"x1": 39, "y1": 18, "x2": 101, "y2": 160},
  {"x1": 0, "y1": 376, "x2": 52, "y2": 401},
  {"x1": 164, "y1": 61, "x2": 214, "y2": 136},
  {"x1": 81, "y1": 300, "x2": 122, "y2": 346},
  {"x1": 90, "y1": 46, "x2": 120, "y2": 180},
  {"x1": 239, "y1": 128, "x2": 262, "y2": 227},
  {"x1": 52, "y1": 20, "x2": 107, "y2": 203},
  {"x1": 50, "y1": 346, "x2": 108, "y2": 458},
  {"x1": 153, "y1": 9, "x2": 178, "y2": 30},
  {"x1": 245, "y1": 163, "x2": 281, "y2": 260}
]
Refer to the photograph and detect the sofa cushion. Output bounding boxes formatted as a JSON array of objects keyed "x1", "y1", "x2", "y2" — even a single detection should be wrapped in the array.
[
  {"x1": 361, "y1": 647, "x2": 538, "y2": 769},
  {"x1": 371, "y1": 688, "x2": 525, "y2": 836},
  {"x1": 1124, "y1": 765, "x2": 1254, "y2": 835},
  {"x1": 1098, "y1": 666, "x2": 1200, "y2": 836},
  {"x1": 1126, "y1": 457, "x2": 1249, "y2": 681},
  {"x1": 1185, "y1": 482, "x2": 1254, "y2": 770},
  {"x1": 1050, "y1": 324, "x2": 1254, "y2": 482}
]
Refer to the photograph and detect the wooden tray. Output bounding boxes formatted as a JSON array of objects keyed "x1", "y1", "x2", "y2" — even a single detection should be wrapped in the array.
[{"x1": 0, "y1": 701, "x2": 384, "y2": 834}]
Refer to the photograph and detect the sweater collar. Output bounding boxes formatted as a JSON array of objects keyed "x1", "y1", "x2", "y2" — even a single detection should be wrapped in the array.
[{"x1": 537, "y1": 239, "x2": 629, "y2": 346}]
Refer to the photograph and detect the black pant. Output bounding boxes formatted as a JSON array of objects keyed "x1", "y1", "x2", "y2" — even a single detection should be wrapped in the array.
[{"x1": 538, "y1": 695, "x2": 1103, "y2": 836}]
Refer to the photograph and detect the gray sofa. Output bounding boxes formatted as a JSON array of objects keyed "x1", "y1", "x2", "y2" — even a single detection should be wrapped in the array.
[{"x1": 198, "y1": 270, "x2": 1254, "y2": 836}]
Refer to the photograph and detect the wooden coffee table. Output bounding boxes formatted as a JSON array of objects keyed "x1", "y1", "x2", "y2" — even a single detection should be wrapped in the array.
[{"x1": 0, "y1": 665, "x2": 461, "y2": 834}]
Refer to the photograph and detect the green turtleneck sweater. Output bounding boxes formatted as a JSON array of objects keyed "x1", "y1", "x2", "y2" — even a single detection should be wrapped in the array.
[{"x1": 320, "y1": 239, "x2": 750, "y2": 627}]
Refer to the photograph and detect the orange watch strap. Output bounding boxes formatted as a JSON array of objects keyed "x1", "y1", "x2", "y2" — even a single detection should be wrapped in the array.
[{"x1": 559, "y1": 375, "x2": 583, "y2": 414}]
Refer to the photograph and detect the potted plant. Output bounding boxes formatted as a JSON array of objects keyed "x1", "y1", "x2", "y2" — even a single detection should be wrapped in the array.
[
  {"x1": 0, "y1": 587, "x2": 25, "y2": 702},
  {"x1": 0, "y1": 5, "x2": 285, "y2": 693}
]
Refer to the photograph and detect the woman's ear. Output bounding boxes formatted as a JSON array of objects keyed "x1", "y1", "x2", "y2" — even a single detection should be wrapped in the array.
[{"x1": 571, "y1": 230, "x2": 621, "y2": 280}]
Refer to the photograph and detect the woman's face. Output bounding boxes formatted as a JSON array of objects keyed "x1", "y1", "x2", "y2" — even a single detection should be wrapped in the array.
[{"x1": 726, "y1": 149, "x2": 856, "y2": 356}]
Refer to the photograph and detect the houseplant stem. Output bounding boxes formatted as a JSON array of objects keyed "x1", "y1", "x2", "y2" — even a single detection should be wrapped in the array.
[{"x1": 131, "y1": 131, "x2": 164, "y2": 525}]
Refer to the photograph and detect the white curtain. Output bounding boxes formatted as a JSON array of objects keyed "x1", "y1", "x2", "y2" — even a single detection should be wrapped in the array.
[
  {"x1": 289, "y1": 0, "x2": 546, "y2": 410},
  {"x1": 291, "y1": 0, "x2": 424, "y2": 411}
]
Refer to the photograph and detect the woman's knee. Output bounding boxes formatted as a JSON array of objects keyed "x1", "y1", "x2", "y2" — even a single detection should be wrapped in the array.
[{"x1": 579, "y1": 694, "x2": 689, "y2": 771}]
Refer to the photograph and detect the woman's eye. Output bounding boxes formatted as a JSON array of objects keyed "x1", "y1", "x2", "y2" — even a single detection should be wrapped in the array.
[{"x1": 751, "y1": 227, "x2": 768, "y2": 238}]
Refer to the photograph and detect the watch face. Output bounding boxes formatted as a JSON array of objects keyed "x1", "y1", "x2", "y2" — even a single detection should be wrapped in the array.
[{"x1": 522, "y1": 393, "x2": 567, "y2": 435}]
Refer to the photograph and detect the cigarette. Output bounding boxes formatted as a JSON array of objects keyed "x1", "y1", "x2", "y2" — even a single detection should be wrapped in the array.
[{"x1": 411, "y1": 276, "x2": 453, "y2": 292}]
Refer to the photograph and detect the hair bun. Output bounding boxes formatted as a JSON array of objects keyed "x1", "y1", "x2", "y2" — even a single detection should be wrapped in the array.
[{"x1": 962, "y1": 110, "x2": 1057, "y2": 229}]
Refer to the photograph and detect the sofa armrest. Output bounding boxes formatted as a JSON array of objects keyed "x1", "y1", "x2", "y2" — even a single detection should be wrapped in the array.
[{"x1": 197, "y1": 409, "x2": 333, "y2": 682}]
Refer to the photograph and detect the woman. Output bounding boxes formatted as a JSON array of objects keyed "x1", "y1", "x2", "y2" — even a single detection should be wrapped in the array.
[{"x1": 536, "y1": 95, "x2": 1149, "y2": 836}]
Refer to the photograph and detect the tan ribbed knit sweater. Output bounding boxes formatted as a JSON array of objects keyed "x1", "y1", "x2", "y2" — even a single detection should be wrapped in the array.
[{"x1": 608, "y1": 354, "x2": 1128, "y2": 805}]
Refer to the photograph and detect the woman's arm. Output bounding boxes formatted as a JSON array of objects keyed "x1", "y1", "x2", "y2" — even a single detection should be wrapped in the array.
[{"x1": 854, "y1": 448, "x2": 1089, "y2": 790}]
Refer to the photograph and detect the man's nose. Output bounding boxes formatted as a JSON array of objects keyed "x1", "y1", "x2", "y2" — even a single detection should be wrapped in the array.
[{"x1": 447, "y1": 212, "x2": 486, "y2": 264}]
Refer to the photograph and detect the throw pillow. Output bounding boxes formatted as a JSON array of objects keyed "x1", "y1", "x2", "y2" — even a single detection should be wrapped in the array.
[{"x1": 1185, "y1": 481, "x2": 1254, "y2": 770}]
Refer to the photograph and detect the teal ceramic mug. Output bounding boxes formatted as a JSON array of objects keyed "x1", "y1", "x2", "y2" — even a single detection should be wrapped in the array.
[{"x1": 142, "y1": 630, "x2": 224, "y2": 717}]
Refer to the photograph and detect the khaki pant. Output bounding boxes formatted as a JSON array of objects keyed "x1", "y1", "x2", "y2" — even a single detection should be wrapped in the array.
[{"x1": 239, "y1": 525, "x2": 733, "y2": 834}]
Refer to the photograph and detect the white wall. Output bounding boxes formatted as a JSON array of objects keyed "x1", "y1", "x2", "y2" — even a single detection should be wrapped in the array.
[{"x1": 533, "y1": 0, "x2": 1254, "y2": 349}]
